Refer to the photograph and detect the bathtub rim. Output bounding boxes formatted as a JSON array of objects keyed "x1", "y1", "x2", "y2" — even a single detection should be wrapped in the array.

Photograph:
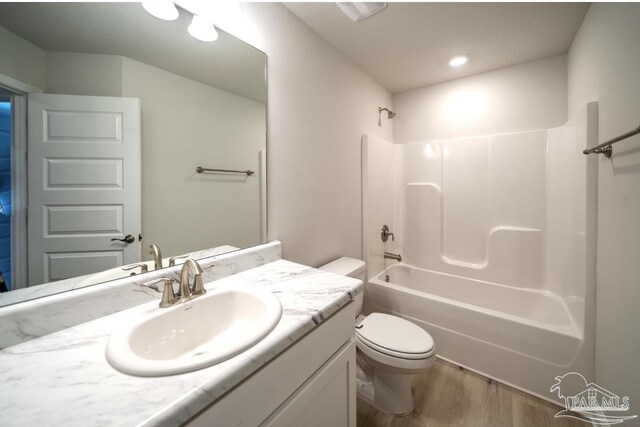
[{"x1": 370, "y1": 263, "x2": 583, "y2": 340}]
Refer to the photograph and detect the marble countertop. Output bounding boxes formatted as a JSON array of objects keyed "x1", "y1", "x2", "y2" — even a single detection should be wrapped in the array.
[{"x1": 0, "y1": 259, "x2": 362, "y2": 427}]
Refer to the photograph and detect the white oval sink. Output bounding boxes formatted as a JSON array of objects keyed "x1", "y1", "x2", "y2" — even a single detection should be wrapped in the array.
[{"x1": 106, "y1": 287, "x2": 282, "y2": 376}]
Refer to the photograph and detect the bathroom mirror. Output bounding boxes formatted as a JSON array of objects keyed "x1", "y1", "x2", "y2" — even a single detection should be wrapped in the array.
[{"x1": 0, "y1": 2, "x2": 267, "y2": 305}]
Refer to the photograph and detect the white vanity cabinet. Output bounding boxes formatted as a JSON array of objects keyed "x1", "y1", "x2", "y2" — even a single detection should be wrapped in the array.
[{"x1": 187, "y1": 303, "x2": 357, "y2": 427}]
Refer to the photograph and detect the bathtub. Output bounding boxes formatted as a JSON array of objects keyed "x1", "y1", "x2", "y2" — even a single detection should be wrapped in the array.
[{"x1": 365, "y1": 263, "x2": 588, "y2": 404}]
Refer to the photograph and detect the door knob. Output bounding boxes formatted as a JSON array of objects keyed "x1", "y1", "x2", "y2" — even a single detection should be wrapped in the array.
[{"x1": 111, "y1": 234, "x2": 136, "y2": 244}]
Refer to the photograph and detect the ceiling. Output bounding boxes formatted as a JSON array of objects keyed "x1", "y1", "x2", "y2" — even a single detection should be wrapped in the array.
[
  {"x1": 0, "y1": 3, "x2": 266, "y2": 103},
  {"x1": 285, "y1": 2, "x2": 590, "y2": 94}
]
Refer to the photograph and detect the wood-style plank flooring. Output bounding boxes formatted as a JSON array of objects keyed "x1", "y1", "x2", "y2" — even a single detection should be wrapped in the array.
[{"x1": 357, "y1": 359, "x2": 588, "y2": 427}]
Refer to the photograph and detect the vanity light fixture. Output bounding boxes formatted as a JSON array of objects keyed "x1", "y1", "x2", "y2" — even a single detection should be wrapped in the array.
[
  {"x1": 142, "y1": 0, "x2": 179, "y2": 21},
  {"x1": 188, "y1": 14, "x2": 219, "y2": 42},
  {"x1": 448, "y1": 54, "x2": 470, "y2": 67},
  {"x1": 141, "y1": 1, "x2": 221, "y2": 43}
]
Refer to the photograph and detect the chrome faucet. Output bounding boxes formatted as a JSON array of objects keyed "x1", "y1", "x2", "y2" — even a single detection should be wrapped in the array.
[
  {"x1": 143, "y1": 259, "x2": 206, "y2": 308},
  {"x1": 384, "y1": 252, "x2": 402, "y2": 262},
  {"x1": 148, "y1": 244, "x2": 163, "y2": 270},
  {"x1": 179, "y1": 259, "x2": 206, "y2": 301}
]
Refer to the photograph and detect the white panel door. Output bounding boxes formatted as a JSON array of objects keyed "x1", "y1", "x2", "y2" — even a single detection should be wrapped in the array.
[{"x1": 27, "y1": 93, "x2": 141, "y2": 285}]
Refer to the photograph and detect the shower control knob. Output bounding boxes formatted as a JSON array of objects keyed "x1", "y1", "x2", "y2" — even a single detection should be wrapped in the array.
[{"x1": 381, "y1": 225, "x2": 395, "y2": 242}]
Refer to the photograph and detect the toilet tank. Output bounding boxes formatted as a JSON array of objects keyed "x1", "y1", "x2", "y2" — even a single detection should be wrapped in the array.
[{"x1": 319, "y1": 257, "x2": 366, "y2": 316}]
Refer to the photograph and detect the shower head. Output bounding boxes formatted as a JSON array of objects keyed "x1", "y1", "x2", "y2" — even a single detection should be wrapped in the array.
[{"x1": 378, "y1": 107, "x2": 396, "y2": 126}]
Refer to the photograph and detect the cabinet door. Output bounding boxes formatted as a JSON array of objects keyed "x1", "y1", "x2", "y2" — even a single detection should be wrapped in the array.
[
  {"x1": 262, "y1": 340, "x2": 356, "y2": 427},
  {"x1": 186, "y1": 304, "x2": 356, "y2": 427}
]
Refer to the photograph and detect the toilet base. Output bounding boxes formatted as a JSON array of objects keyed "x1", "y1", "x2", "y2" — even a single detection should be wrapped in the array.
[
  {"x1": 356, "y1": 354, "x2": 416, "y2": 415},
  {"x1": 357, "y1": 393, "x2": 414, "y2": 416}
]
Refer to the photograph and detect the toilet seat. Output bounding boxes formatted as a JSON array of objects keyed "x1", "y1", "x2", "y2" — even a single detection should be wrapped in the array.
[{"x1": 356, "y1": 313, "x2": 435, "y2": 360}]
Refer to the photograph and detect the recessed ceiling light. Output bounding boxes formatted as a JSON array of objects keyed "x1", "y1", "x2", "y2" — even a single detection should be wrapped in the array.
[
  {"x1": 142, "y1": 0, "x2": 179, "y2": 21},
  {"x1": 448, "y1": 55, "x2": 470, "y2": 68}
]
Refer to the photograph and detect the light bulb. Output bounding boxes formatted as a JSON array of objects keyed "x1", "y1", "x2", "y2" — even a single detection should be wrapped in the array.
[
  {"x1": 448, "y1": 55, "x2": 470, "y2": 67},
  {"x1": 142, "y1": 0, "x2": 179, "y2": 21},
  {"x1": 188, "y1": 14, "x2": 219, "y2": 42}
]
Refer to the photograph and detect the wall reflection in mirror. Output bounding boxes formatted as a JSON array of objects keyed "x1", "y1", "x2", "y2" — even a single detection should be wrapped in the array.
[{"x1": 0, "y1": 2, "x2": 267, "y2": 305}]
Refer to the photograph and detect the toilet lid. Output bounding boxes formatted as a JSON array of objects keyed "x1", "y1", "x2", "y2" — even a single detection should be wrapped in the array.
[{"x1": 356, "y1": 313, "x2": 434, "y2": 357}]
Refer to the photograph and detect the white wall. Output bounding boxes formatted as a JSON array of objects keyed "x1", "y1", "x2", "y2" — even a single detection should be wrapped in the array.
[
  {"x1": 121, "y1": 58, "x2": 265, "y2": 258},
  {"x1": 46, "y1": 52, "x2": 123, "y2": 97},
  {"x1": 0, "y1": 25, "x2": 45, "y2": 90},
  {"x1": 241, "y1": 3, "x2": 394, "y2": 267},
  {"x1": 568, "y1": 3, "x2": 640, "y2": 419},
  {"x1": 393, "y1": 55, "x2": 567, "y2": 143}
]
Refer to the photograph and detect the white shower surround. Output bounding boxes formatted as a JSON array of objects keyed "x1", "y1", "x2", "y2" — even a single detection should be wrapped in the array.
[{"x1": 361, "y1": 103, "x2": 597, "y2": 404}]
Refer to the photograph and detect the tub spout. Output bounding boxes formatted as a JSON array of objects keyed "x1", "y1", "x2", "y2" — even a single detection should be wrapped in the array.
[{"x1": 384, "y1": 252, "x2": 402, "y2": 262}]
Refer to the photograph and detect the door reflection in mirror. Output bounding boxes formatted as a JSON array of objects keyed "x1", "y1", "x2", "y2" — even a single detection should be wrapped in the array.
[{"x1": 0, "y1": 2, "x2": 266, "y2": 303}]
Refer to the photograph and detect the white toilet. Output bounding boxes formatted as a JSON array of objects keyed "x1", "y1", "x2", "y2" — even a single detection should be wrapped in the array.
[{"x1": 320, "y1": 257, "x2": 435, "y2": 415}]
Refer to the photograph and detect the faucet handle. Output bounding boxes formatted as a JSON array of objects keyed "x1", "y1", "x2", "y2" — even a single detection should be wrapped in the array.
[
  {"x1": 381, "y1": 225, "x2": 395, "y2": 242},
  {"x1": 122, "y1": 263, "x2": 149, "y2": 274},
  {"x1": 144, "y1": 278, "x2": 176, "y2": 308},
  {"x1": 169, "y1": 254, "x2": 189, "y2": 267}
]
